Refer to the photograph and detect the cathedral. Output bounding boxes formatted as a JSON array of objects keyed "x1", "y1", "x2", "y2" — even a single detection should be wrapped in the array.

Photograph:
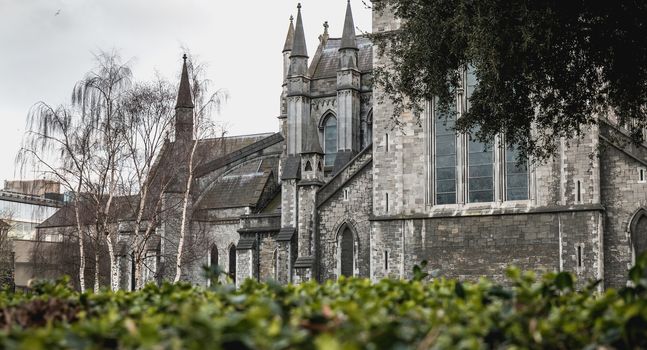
[{"x1": 38, "y1": 1, "x2": 647, "y2": 290}]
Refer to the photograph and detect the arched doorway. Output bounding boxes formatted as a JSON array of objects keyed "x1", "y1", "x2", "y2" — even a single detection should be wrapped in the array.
[
  {"x1": 339, "y1": 227, "x2": 355, "y2": 277},
  {"x1": 229, "y1": 245, "x2": 236, "y2": 283},
  {"x1": 630, "y1": 209, "x2": 647, "y2": 264}
]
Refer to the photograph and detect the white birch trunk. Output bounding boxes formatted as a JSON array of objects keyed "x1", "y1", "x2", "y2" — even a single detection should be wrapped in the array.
[
  {"x1": 174, "y1": 140, "x2": 198, "y2": 283},
  {"x1": 73, "y1": 196, "x2": 86, "y2": 292}
]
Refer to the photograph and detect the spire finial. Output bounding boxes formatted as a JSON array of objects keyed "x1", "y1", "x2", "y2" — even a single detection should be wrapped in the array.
[
  {"x1": 323, "y1": 21, "x2": 329, "y2": 34},
  {"x1": 283, "y1": 14, "x2": 296, "y2": 53},
  {"x1": 291, "y1": 2, "x2": 308, "y2": 58},
  {"x1": 340, "y1": 0, "x2": 358, "y2": 50},
  {"x1": 176, "y1": 54, "x2": 194, "y2": 109}
]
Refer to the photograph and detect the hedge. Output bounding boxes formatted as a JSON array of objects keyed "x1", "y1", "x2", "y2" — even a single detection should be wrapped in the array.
[{"x1": 1, "y1": 254, "x2": 647, "y2": 350}]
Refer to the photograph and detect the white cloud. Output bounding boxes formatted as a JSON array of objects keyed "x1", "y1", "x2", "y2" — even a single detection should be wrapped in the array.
[{"x1": 0, "y1": 0, "x2": 372, "y2": 183}]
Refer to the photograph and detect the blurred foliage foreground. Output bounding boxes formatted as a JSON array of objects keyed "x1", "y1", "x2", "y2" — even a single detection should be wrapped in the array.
[{"x1": 1, "y1": 255, "x2": 647, "y2": 350}]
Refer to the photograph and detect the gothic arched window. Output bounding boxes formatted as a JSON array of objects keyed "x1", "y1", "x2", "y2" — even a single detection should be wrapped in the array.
[
  {"x1": 631, "y1": 209, "x2": 647, "y2": 265},
  {"x1": 339, "y1": 227, "x2": 354, "y2": 277},
  {"x1": 323, "y1": 114, "x2": 337, "y2": 167},
  {"x1": 360, "y1": 110, "x2": 373, "y2": 149}
]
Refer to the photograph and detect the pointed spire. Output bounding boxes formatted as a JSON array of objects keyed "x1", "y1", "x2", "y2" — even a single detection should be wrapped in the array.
[
  {"x1": 291, "y1": 3, "x2": 308, "y2": 58},
  {"x1": 283, "y1": 16, "x2": 295, "y2": 53},
  {"x1": 302, "y1": 116, "x2": 324, "y2": 154},
  {"x1": 340, "y1": 0, "x2": 358, "y2": 50},
  {"x1": 176, "y1": 54, "x2": 194, "y2": 109}
]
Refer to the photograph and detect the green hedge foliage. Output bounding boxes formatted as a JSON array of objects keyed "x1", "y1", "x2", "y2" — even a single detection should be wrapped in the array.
[{"x1": 1, "y1": 254, "x2": 647, "y2": 350}]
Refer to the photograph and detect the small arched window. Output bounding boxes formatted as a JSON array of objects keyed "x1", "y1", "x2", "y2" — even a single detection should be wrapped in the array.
[
  {"x1": 305, "y1": 161, "x2": 312, "y2": 171},
  {"x1": 210, "y1": 244, "x2": 218, "y2": 268},
  {"x1": 229, "y1": 245, "x2": 236, "y2": 283},
  {"x1": 323, "y1": 115, "x2": 337, "y2": 167}
]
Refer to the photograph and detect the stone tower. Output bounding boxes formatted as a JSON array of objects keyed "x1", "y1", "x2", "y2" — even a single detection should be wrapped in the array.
[
  {"x1": 334, "y1": 0, "x2": 361, "y2": 171},
  {"x1": 277, "y1": 3, "x2": 311, "y2": 284},
  {"x1": 294, "y1": 108, "x2": 325, "y2": 283},
  {"x1": 159, "y1": 55, "x2": 195, "y2": 282}
]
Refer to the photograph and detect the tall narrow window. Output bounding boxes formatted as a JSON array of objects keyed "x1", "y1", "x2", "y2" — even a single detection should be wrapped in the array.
[
  {"x1": 229, "y1": 245, "x2": 236, "y2": 283},
  {"x1": 576, "y1": 180, "x2": 582, "y2": 203},
  {"x1": 210, "y1": 244, "x2": 218, "y2": 268},
  {"x1": 385, "y1": 133, "x2": 389, "y2": 152},
  {"x1": 468, "y1": 129, "x2": 494, "y2": 203},
  {"x1": 577, "y1": 245, "x2": 583, "y2": 268},
  {"x1": 465, "y1": 68, "x2": 494, "y2": 203},
  {"x1": 465, "y1": 67, "x2": 478, "y2": 111},
  {"x1": 385, "y1": 193, "x2": 389, "y2": 212},
  {"x1": 323, "y1": 115, "x2": 337, "y2": 167},
  {"x1": 435, "y1": 105, "x2": 457, "y2": 204},
  {"x1": 505, "y1": 145, "x2": 529, "y2": 200},
  {"x1": 384, "y1": 250, "x2": 389, "y2": 271},
  {"x1": 340, "y1": 228, "x2": 354, "y2": 277},
  {"x1": 639, "y1": 167, "x2": 646, "y2": 183},
  {"x1": 273, "y1": 249, "x2": 279, "y2": 280}
]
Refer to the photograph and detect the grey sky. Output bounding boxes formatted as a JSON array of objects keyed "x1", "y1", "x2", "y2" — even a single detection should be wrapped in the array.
[{"x1": 0, "y1": 0, "x2": 372, "y2": 183}]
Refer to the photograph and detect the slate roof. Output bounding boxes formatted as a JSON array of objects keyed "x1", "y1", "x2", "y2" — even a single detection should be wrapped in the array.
[
  {"x1": 39, "y1": 133, "x2": 283, "y2": 229},
  {"x1": 37, "y1": 195, "x2": 138, "y2": 229},
  {"x1": 194, "y1": 133, "x2": 283, "y2": 178},
  {"x1": 276, "y1": 227, "x2": 295, "y2": 242},
  {"x1": 311, "y1": 36, "x2": 372, "y2": 80},
  {"x1": 294, "y1": 256, "x2": 314, "y2": 268},
  {"x1": 236, "y1": 237, "x2": 256, "y2": 250},
  {"x1": 281, "y1": 155, "x2": 301, "y2": 180},
  {"x1": 195, "y1": 170, "x2": 273, "y2": 210}
]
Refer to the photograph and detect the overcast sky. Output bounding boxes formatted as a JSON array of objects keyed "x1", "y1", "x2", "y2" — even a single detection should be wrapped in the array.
[{"x1": 0, "y1": 0, "x2": 372, "y2": 184}]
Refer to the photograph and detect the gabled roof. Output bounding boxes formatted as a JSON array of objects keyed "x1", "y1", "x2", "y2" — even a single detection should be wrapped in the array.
[
  {"x1": 194, "y1": 156, "x2": 278, "y2": 211},
  {"x1": 311, "y1": 36, "x2": 372, "y2": 80}
]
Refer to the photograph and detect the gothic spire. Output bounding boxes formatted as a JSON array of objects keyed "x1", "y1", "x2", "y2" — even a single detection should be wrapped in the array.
[
  {"x1": 340, "y1": 0, "x2": 358, "y2": 50},
  {"x1": 291, "y1": 3, "x2": 308, "y2": 58},
  {"x1": 283, "y1": 15, "x2": 295, "y2": 53},
  {"x1": 175, "y1": 54, "x2": 194, "y2": 109}
]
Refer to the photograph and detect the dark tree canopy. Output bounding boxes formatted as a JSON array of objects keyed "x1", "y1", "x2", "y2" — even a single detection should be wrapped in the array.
[{"x1": 372, "y1": 0, "x2": 647, "y2": 161}]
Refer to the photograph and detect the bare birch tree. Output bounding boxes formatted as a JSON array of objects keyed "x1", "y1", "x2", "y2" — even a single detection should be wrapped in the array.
[
  {"x1": 118, "y1": 77, "x2": 176, "y2": 290},
  {"x1": 71, "y1": 50, "x2": 132, "y2": 292},
  {"x1": 173, "y1": 51, "x2": 228, "y2": 283},
  {"x1": 19, "y1": 50, "x2": 132, "y2": 292},
  {"x1": 18, "y1": 103, "x2": 94, "y2": 291}
]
